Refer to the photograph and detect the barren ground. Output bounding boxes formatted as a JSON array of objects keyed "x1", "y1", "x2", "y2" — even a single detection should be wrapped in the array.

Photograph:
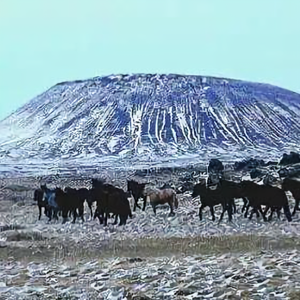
[{"x1": 1, "y1": 173, "x2": 300, "y2": 299}]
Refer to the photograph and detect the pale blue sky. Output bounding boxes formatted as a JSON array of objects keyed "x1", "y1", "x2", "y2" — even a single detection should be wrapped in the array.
[{"x1": 1, "y1": 0, "x2": 299, "y2": 120}]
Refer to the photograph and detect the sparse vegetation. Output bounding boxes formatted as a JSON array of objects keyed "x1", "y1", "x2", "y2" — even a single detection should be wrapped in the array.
[
  {"x1": 287, "y1": 290, "x2": 300, "y2": 300},
  {"x1": 0, "y1": 164, "x2": 300, "y2": 299}
]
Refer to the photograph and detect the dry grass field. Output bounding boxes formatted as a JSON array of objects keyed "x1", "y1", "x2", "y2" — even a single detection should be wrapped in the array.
[{"x1": 1, "y1": 173, "x2": 300, "y2": 299}]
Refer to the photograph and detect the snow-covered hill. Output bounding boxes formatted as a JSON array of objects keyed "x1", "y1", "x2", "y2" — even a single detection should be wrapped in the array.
[{"x1": 1, "y1": 73, "x2": 300, "y2": 171}]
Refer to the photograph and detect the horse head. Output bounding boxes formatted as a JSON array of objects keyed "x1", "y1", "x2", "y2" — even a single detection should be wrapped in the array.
[{"x1": 40, "y1": 184, "x2": 47, "y2": 191}]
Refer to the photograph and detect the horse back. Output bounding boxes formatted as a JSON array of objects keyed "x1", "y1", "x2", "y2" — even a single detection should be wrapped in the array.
[
  {"x1": 160, "y1": 188, "x2": 175, "y2": 197},
  {"x1": 148, "y1": 188, "x2": 175, "y2": 205}
]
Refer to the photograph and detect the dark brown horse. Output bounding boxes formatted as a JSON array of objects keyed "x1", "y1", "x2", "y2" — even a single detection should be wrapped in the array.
[{"x1": 143, "y1": 187, "x2": 178, "y2": 216}]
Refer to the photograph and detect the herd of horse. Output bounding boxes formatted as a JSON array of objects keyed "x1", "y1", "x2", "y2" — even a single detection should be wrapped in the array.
[
  {"x1": 34, "y1": 179, "x2": 178, "y2": 226},
  {"x1": 33, "y1": 176, "x2": 300, "y2": 226}
]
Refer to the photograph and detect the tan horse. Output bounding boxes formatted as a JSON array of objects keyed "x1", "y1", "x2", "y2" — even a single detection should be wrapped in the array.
[{"x1": 143, "y1": 187, "x2": 178, "y2": 216}]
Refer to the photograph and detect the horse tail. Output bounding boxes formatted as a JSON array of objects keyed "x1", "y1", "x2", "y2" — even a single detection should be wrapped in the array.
[{"x1": 283, "y1": 204, "x2": 292, "y2": 222}]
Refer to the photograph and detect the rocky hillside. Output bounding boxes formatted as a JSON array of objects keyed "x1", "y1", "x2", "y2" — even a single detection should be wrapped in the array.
[{"x1": 1, "y1": 74, "x2": 300, "y2": 169}]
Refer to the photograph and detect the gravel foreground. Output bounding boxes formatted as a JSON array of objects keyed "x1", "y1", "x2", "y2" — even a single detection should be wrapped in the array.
[{"x1": 1, "y1": 176, "x2": 300, "y2": 299}]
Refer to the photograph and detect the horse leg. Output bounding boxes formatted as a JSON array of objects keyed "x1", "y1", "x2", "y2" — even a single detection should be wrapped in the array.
[
  {"x1": 93, "y1": 208, "x2": 98, "y2": 220},
  {"x1": 241, "y1": 198, "x2": 248, "y2": 213},
  {"x1": 43, "y1": 204, "x2": 48, "y2": 217},
  {"x1": 118, "y1": 215, "x2": 122, "y2": 226},
  {"x1": 133, "y1": 199, "x2": 137, "y2": 212},
  {"x1": 133, "y1": 195, "x2": 141, "y2": 211},
  {"x1": 264, "y1": 206, "x2": 269, "y2": 220},
  {"x1": 244, "y1": 204, "x2": 250, "y2": 218},
  {"x1": 268, "y1": 208, "x2": 275, "y2": 221},
  {"x1": 54, "y1": 208, "x2": 59, "y2": 220},
  {"x1": 227, "y1": 202, "x2": 233, "y2": 222},
  {"x1": 255, "y1": 209, "x2": 260, "y2": 218},
  {"x1": 113, "y1": 214, "x2": 118, "y2": 225},
  {"x1": 263, "y1": 206, "x2": 271, "y2": 221},
  {"x1": 283, "y1": 204, "x2": 292, "y2": 222},
  {"x1": 199, "y1": 204, "x2": 204, "y2": 221},
  {"x1": 71, "y1": 208, "x2": 77, "y2": 224},
  {"x1": 296, "y1": 198, "x2": 300, "y2": 211},
  {"x1": 258, "y1": 206, "x2": 268, "y2": 221},
  {"x1": 151, "y1": 203, "x2": 157, "y2": 215},
  {"x1": 38, "y1": 205, "x2": 42, "y2": 220},
  {"x1": 169, "y1": 201, "x2": 175, "y2": 217},
  {"x1": 79, "y1": 204, "x2": 84, "y2": 222},
  {"x1": 118, "y1": 215, "x2": 124, "y2": 226},
  {"x1": 134, "y1": 193, "x2": 142, "y2": 210},
  {"x1": 249, "y1": 208, "x2": 255, "y2": 220},
  {"x1": 95, "y1": 210, "x2": 103, "y2": 224},
  {"x1": 292, "y1": 203, "x2": 298, "y2": 216},
  {"x1": 48, "y1": 207, "x2": 52, "y2": 221},
  {"x1": 261, "y1": 206, "x2": 269, "y2": 220},
  {"x1": 210, "y1": 206, "x2": 215, "y2": 222},
  {"x1": 218, "y1": 205, "x2": 226, "y2": 224},
  {"x1": 88, "y1": 202, "x2": 93, "y2": 219},
  {"x1": 276, "y1": 208, "x2": 281, "y2": 220},
  {"x1": 104, "y1": 211, "x2": 108, "y2": 227},
  {"x1": 142, "y1": 196, "x2": 147, "y2": 211},
  {"x1": 62, "y1": 208, "x2": 68, "y2": 224},
  {"x1": 232, "y1": 200, "x2": 236, "y2": 214}
]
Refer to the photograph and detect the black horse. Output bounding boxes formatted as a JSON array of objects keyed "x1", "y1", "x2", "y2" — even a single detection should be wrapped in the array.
[
  {"x1": 64, "y1": 187, "x2": 86, "y2": 223},
  {"x1": 33, "y1": 188, "x2": 49, "y2": 220},
  {"x1": 91, "y1": 179, "x2": 132, "y2": 226},
  {"x1": 281, "y1": 178, "x2": 300, "y2": 216},
  {"x1": 240, "y1": 180, "x2": 292, "y2": 222},
  {"x1": 127, "y1": 180, "x2": 146, "y2": 211},
  {"x1": 217, "y1": 178, "x2": 250, "y2": 214},
  {"x1": 40, "y1": 184, "x2": 59, "y2": 221},
  {"x1": 192, "y1": 181, "x2": 233, "y2": 223}
]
